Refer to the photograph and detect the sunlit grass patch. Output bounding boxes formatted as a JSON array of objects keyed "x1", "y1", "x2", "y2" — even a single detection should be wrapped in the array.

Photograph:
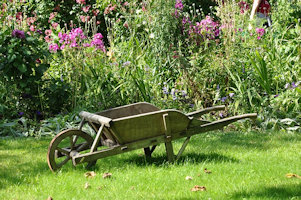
[{"x1": 0, "y1": 131, "x2": 301, "y2": 199}]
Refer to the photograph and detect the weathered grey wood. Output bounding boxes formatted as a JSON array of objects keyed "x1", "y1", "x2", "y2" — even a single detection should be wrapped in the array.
[
  {"x1": 97, "y1": 102, "x2": 160, "y2": 119},
  {"x1": 78, "y1": 119, "x2": 85, "y2": 130},
  {"x1": 79, "y1": 111, "x2": 112, "y2": 127},
  {"x1": 176, "y1": 137, "x2": 190, "y2": 161},
  {"x1": 163, "y1": 114, "x2": 175, "y2": 162},
  {"x1": 172, "y1": 113, "x2": 258, "y2": 140},
  {"x1": 90, "y1": 124, "x2": 104, "y2": 152},
  {"x1": 189, "y1": 118, "x2": 211, "y2": 127},
  {"x1": 111, "y1": 110, "x2": 190, "y2": 144},
  {"x1": 187, "y1": 105, "x2": 225, "y2": 118},
  {"x1": 51, "y1": 102, "x2": 258, "y2": 171},
  {"x1": 73, "y1": 135, "x2": 167, "y2": 165}
]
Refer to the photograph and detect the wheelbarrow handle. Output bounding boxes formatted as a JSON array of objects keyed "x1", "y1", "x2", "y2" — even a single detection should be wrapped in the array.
[
  {"x1": 187, "y1": 105, "x2": 226, "y2": 118},
  {"x1": 79, "y1": 111, "x2": 112, "y2": 127}
]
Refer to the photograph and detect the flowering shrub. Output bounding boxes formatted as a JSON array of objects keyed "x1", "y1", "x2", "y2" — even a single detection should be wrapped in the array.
[
  {"x1": 48, "y1": 28, "x2": 105, "y2": 53},
  {"x1": 0, "y1": 27, "x2": 50, "y2": 118}
]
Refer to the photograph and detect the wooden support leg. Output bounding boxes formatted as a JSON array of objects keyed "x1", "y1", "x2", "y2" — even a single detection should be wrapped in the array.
[
  {"x1": 144, "y1": 147, "x2": 152, "y2": 158},
  {"x1": 165, "y1": 141, "x2": 175, "y2": 162},
  {"x1": 163, "y1": 114, "x2": 174, "y2": 163},
  {"x1": 176, "y1": 137, "x2": 190, "y2": 161},
  {"x1": 144, "y1": 145, "x2": 157, "y2": 158}
]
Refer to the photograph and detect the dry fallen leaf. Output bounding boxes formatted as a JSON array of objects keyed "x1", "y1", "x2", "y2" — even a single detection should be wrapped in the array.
[
  {"x1": 97, "y1": 186, "x2": 102, "y2": 190},
  {"x1": 191, "y1": 185, "x2": 207, "y2": 192},
  {"x1": 286, "y1": 173, "x2": 301, "y2": 179},
  {"x1": 84, "y1": 182, "x2": 90, "y2": 189},
  {"x1": 185, "y1": 176, "x2": 193, "y2": 180},
  {"x1": 46, "y1": 197, "x2": 53, "y2": 200},
  {"x1": 84, "y1": 171, "x2": 96, "y2": 178},
  {"x1": 103, "y1": 172, "x2": 112, "y2": 179},
  {"x1": 204, "y1": 168, "x2": 212, "y2": 174},
  {"x1": 130, "y1": 186, "x2": 135, "y2": 190}
]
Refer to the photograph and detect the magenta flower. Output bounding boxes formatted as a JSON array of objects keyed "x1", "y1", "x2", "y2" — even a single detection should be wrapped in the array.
[
  {"x1": 238, "y1": 1, "x2": 250, "y2": 14},
  {"x1": 175, "y1": 0, "x2": 183, "y2": 10},
  {"x1": 12, "y1": 29, "x2": 25, "y2": 39},
  {"x1": 49, "y1": 43, "x2": 59, "y2": 53},
  {"x1": 93, "y1": 33, "x2": 103, "y2": 40},
  {"x1": 256, "y1": 28, "x2": 265, "y2": 36}
]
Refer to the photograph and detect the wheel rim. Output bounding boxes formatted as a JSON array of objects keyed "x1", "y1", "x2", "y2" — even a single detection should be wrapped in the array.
[{"x1": 47, "y1": 129, "x2": 94, "y2": 172}]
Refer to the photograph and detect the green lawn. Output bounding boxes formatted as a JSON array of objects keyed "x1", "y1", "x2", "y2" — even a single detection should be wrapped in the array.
[{"x1": 0, "y1": 131, "x2": 301, "y2": 200}]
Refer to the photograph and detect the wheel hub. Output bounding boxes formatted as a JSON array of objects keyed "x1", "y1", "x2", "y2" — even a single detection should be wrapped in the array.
[{"x1": 69, "y1": 150, "x2": 79, "y2": 157}]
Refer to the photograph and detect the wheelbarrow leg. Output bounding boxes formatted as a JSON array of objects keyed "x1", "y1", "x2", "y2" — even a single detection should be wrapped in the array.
[
  {"x1": 144, "y1": 147, "x2": 152, "y2": 158},
  {"x1": 163, "y1": 114, "x2": 175, "y2": 162},
  {"x1": 144, "y1": 145, "x2": 157, "y2": 158},
  {"x1": 165, "y1": 141, "x2": 175, "y2": 162}
]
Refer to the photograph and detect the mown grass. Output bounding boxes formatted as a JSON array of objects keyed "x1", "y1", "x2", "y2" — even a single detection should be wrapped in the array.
[{"x1": 0, "y1": 131, "x2": 301, "y2": 200}]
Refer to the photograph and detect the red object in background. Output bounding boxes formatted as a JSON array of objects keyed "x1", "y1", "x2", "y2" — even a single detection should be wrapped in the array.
[{"x1": 257, "y1": 0, "x2": 270, "y2": 16}]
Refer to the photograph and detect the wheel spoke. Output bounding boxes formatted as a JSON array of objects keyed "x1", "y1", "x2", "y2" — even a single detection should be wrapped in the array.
[
  {"x1": 70, "y1": 136, "x2": 74, "y2": 150},
  {"x1": 77, "y1": 142, "x2": 88, "y2": 152},
  {"x1": 56, "y1": 147, "x2": 70, "y2": 155},
  {"x1": 57, "y1": 156, "x2": 71, "y2": 168},
  {"x1": 73, "y1": 135, "x2": 79, "y2": 146}
]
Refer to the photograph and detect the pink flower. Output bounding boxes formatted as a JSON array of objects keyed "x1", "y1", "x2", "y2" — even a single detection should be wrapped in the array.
[
  {"x1": 92, "y1": 9, "x2": 99, "y2": 16},
  {"x1": 44, "y1": 36, "x2": 53, "y2": 43},
  {"x1": 82, "y1": 6, "x2": 91, "y2": 13},
  {"x1": 49, "y1": 12, "x2": 57, "y2": 21},
  {"x1": 45, "y1": 29, "x2": 52, "y2": 36},
  {"x1": 26, "y1": 17, "x2": 36, "y2": 26},
  {"x1": 80, "y1": 15, "x2": 90, "y2": 22},
  {"x1": 49, "y1": 43, "x2": 59, "y2": 53},
  {"x1": 76, "y1": 0, "x2": 86, "y2": 4},
  {"x1": 54, "y1": 5, "x2": 60, "y2": 11},
  {"x1": 256, "y1": 28, "x2": 265, "y2": 36},
  {"x1": 175, "y1": 0, "x2": 183, "y2": 10},
  {"x1": 93, "y1": 33, "x2": 103, "y2": 40},
  {"x1": 29, "y1": 25, "x2": 35, "y2": 32},
  {"x1": 52, "y1": 22, "x2": 59, "y2": 29},
  {"x1": 96, "y1": 21, "x2": 101, "y2": 25},
  {"x1": 257, "y1": 36, "x2": 261, "y2": 40},
  {"x1": 16, "y1": 12, "x2": 22, "y2": 20},
  {"x1": 238, "y1": 1, "x2": 250, "y2": 14}
]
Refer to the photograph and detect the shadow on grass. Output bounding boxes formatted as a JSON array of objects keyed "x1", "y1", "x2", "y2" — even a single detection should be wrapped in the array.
[
  {"x1": 120, "y1": 152, "x2": 239, "y2": 167},
  {"x1": 231, "y1": 183, "x2": 301, "y2": 199}
]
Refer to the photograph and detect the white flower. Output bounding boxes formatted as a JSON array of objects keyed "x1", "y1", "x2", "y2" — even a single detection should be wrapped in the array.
[{"x1": 149, "y1": 33, "x2": 155, "y2": 39}]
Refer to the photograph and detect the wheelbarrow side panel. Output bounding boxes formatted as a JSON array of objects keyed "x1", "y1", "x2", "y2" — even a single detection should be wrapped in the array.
[
  {"x1": 96, "y1": 102, "x2": 160, "y2": 119},
  {"x1": 111, "y1": 110, "x2": 191, "y2": 144}
]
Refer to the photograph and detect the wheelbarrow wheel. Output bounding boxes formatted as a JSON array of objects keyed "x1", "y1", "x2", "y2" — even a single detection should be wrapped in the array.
[{"x1": 47, "y1": 129, "x2": 94, "y2": 172}]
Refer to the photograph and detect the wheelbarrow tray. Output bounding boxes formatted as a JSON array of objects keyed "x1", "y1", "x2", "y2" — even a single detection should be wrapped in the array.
[{"x1": 47, "y1": 102, "x2": 257, "y2": 171}]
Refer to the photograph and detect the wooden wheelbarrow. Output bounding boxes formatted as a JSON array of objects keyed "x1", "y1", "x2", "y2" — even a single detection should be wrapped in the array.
[{"x1": 47, "y1": 102, "x2": 257, "y2": 171}]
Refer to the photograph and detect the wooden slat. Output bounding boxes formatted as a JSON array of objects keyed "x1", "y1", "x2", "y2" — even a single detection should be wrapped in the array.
[
  {"x1": 186, "y1": 105, "x2": 225, "y2": 118},
  {"x1": 73, "y1": 135, "x2": 166, "y2": 164},
  {"x1": 90, "y1": 124, "x2": 104, "y2": 152},
  {"x1": 176, "y1": 137, "x2": 190, "y2": 161}
]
